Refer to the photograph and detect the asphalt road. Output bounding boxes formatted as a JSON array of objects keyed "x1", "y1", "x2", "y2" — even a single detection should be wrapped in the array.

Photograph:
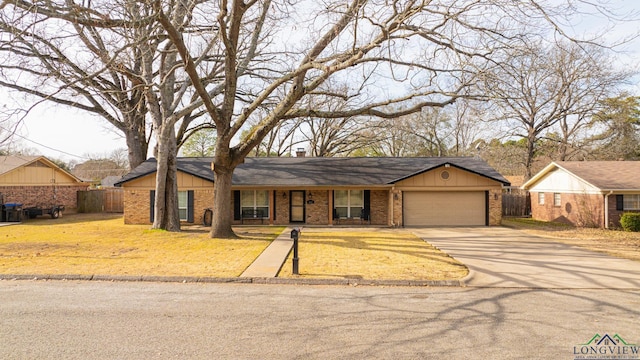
[{"x1": 1, "y1": 281, "x2": 639, "y2": 359}]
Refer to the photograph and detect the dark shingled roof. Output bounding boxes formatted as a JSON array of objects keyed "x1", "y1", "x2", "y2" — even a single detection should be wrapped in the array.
[{"x1": 115, "y1": 156, "x2": 510, "y2": 187}]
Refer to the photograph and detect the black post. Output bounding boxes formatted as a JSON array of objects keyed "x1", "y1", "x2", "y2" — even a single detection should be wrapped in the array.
[{"x1": 290, "y1": 228, "x2": 300, "y2": 275}]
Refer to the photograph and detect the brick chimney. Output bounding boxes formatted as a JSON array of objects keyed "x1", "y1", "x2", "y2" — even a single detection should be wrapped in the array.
[{"x1": 295, "y1": 148, "x2": 306, "y2": 157}]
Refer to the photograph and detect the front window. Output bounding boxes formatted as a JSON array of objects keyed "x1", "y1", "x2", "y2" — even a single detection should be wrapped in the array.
[
  {"x1": 554, "y1": 193, "x2": 561, "y2": 207},
  {"x1": 334, "y1": 190, "x2": 363, "y2": 218},
  {"x1": 624, "y1": 194, "x2": 640, "y2": 210},
  {"x1": 538, "y1": 193, "x2": 545, "y2": 205},
  {"x1": 178, "y1": 191, "x2": 188, "y2": 221},
  {"x1": 241, "y1": 190, "x2": 269, "y2": 218}
]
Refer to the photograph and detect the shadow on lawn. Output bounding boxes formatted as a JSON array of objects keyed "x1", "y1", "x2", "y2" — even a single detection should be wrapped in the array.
[{"x1": 17, "y1": 213, "x2": 123, "y2": 226}]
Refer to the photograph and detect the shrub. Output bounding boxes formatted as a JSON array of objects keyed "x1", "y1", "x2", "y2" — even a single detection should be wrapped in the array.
[{"x1": 620, "y1": 213, "x2": 640, "y2": 232}]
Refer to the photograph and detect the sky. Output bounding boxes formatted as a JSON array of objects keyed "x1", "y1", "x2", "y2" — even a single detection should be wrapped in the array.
[{"x1": 5, "y1": 0, "x2": 640, "y2": 164}]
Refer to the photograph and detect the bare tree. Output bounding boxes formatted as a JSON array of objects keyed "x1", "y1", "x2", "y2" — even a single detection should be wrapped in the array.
[
  {"x1": 153, "y1": 0, "x2": 623, "y2": 237},
  {"x1": 0, "y1": 1, "x2": 151, "y2": 169},
  {"x1": 483, "y1": 40, "x2": 629, "y2": 178},
  {"x1": 4, "y1": 1, "x2": 626, "y2": 237},
  {"x1": 251, "y1": 117, "x2": 304, "y2": 157}
]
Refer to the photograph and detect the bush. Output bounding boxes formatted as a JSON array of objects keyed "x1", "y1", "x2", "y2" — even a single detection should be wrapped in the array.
[{"x1": 620, "y1": 213, "x2": 640, "y2": 232}]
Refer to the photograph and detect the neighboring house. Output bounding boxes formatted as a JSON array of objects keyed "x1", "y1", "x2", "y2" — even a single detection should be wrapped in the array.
[
  {"x1": 0, "y1": 155, "x2": 88, "y2": 211},
  {"x1": 522, "y1": 161, "x2": 640, "y2": 228},
  {"x1": 116, "y1": 156, "x2": 510, "y2": 227}
]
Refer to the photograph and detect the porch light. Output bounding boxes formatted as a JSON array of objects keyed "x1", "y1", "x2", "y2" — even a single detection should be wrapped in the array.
[
  {"x1": 282, "y1": 192, "x2": 287, "y2": 198},
  {"x1": 308, "y1": 191, "x2": 313, "y2": 199}
]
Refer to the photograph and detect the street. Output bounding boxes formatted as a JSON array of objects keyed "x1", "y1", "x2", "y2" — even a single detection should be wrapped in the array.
[{"x1": 1, "y1": 281, "x2": 639, "y2": 359}]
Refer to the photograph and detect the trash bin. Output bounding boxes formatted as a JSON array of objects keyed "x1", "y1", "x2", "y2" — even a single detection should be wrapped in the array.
[{"x1": 4, "y1": 203, "x2": 23, "y2": 222}]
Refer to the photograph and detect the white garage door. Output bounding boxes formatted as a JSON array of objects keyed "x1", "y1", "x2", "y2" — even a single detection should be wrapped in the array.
[{"x1": 404, "y1": 191, "x2": 486, "y2": 226}]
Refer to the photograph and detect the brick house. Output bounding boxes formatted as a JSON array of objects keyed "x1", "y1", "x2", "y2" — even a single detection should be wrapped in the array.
[
  {"x1": 0, "y1": 155, "x2": 88, "y2": 211},
  {"x1": 115, "y1": 156, "x2": 510, "y2": 227},
  {"x1": 522, "y1": 161, "x2": 640, "y2": 228}
]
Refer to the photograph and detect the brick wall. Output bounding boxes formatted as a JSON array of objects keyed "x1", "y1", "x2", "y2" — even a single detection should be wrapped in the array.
[
  {"x1": 124, "y1": 188, "x2": 214, "y2": 225},
  {"x1": 607, "y1": 195, "x2": 640, "y2": 229},
  {"x1": 305, "y1": 190, "x2": 329, "y2": 225},
  {"x1": 530, "y1": 192, "x2": 604, "y2": 228},
  {"x1": 0, "y1": 185, "x2": 88, "y2": 211},
  {"x1": 488, "y1": 189, "x2": 502, "y2": 226}
]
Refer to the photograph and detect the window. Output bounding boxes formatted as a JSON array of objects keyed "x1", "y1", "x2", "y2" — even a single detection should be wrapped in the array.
[
  {"x1": 241, "y1": 190, "x2": 269, "y2": 218},
  {"x1": 554, "y1": 193, "x2": 561, "y2": 207},
  {"x1": 538, "y1": 193, "x2": 545, "y2": 205},
  {"x1": 334, "y1": 190, "x2": 363, "y2": 218},
  {"x1": 623, "y1": 194, "x2": 640, "y2": 210},
  {"x1": 178, "y1": 191, "x2": 189, "y2": 221}
]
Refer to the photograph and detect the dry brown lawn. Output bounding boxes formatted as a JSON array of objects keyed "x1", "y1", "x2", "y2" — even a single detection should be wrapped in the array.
[
  {"x1": 503, "y1": 218, "x2": 640, "y2": 262},
  {"x1": 278, "y1": 228, "x2": 468, "y2": 281},
  {"x1": 0, "y1": 213, "x2": 282, "y2": 277}
]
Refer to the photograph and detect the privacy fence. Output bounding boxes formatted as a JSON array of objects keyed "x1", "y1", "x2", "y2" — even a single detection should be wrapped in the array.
[{"x1": 77, "y1": 189, "x2": 124, "y2": 213}]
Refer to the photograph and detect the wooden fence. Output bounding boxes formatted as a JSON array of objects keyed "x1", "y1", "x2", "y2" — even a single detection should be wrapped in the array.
[
  {"x1": 77, "y1": 189, "x2": 124, "y2": 213},
  {"x1": 502, "y1": 191, "x2": 530, "y2": 217}
]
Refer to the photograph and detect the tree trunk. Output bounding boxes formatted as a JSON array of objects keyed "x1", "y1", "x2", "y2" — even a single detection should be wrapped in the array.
[
  {"x1": 210, "y1": 165, "x2": 237, "y2": 238},
  {"x1": 124, "y1": 120, "x2": 148, "y2": 170},
  {"x1": 152, "y1": 125, "x2": 181, "y2": 232}
]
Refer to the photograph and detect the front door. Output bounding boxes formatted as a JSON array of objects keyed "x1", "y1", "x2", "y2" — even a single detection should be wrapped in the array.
[{"x1": 290, "y1": 190, "x2": 305, "y2": 223}]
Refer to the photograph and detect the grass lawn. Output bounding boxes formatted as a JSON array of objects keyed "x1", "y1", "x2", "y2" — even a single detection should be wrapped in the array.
[
  {"x1": 278, "y1": 228, "x2": 468, "y2": 281},
  {"x1": 503, "y1": 218, "x2": 640, "y2": 262},
  {"x1": 0, "y1": 213, "x2": 283, "y2": 277}
]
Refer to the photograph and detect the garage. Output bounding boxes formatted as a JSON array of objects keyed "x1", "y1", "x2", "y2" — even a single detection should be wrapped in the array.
[{"x1": 403, "y1": 191, "x2": 487, "y2": 226}]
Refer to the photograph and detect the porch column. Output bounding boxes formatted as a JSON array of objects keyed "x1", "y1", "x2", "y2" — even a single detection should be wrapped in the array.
[{"x1": 328, "y1": 190, "x2": 333, "y2": 225}]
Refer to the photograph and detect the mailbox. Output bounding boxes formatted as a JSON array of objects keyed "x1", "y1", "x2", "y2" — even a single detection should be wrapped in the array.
[{"x1": 290, "y1": 227, "x2": 300, "y2": 275}]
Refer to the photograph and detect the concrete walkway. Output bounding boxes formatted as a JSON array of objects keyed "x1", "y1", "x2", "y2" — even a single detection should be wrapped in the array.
[
  {"x1": 412, "y1": 227, "x2": 640, "y2": 289},
  {"x1": 240, "y1": 227, "x2": 294, "y2": 278}
]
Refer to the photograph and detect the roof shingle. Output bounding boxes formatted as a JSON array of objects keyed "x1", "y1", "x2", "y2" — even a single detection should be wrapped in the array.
[
  {"x1": 556, "y1": 161, "x2": 640, "y2": 190},
  {"x1": 116, "y1": 156, "x2": 510, "y2": 187}
]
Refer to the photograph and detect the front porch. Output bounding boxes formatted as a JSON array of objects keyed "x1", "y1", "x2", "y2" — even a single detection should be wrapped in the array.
[{"x1": 232, "y1": 189, "x2": 398, "y2": 226}]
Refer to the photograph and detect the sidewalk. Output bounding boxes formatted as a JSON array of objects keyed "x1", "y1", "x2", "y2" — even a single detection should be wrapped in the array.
[{"x1": 240, "y1": 227, "x2": 294, "y2": 278}]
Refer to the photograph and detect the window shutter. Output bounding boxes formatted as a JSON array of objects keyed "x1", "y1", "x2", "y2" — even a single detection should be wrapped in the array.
[
  {"x1": 363, "y1": 190, "x2": 371, "y2": 220},
  {"x1": 332, "y1": 191, "x2": 337, "y2": 219},
  {"x1": 150, "y1": 190, "x2": 155, "y2": 222},
  {"x1": 187, "y1": 190, "x2": 194, "y2": 223},
  {"x1": 273, "y1": 191, "x2": 277, "y2": 221},
  {"x1": 616, "y1": 195, "x2": 624, "y2": 211},
  {"x1": 233, "y1": 190, "x2": 241, "y2": 220}
]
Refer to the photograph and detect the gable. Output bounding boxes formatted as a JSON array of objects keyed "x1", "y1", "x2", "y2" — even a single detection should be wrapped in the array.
[
  {"x1": 395, "y1": 165, "x2": 503, "y2": 189},
  {"x1": 0, "y1": 158, "x2": 81, "y2": 186},
  {"x1": 526, "y1": 167, "x2": 601, "y2": 194}
]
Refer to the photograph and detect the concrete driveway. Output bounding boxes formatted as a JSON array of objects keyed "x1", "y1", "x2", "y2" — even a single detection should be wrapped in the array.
[{"x1": 411, "y1": 227, "x2": 640, "y2": 289}]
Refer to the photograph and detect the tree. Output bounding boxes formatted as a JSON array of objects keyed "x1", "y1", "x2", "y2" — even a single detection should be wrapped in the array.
[
  {"x1": 154, "y1": 0, "x2": 620, "y2": 237},
  {"x1": 483, "y1": 40, "x2": 629, "y2": 178},
  {"x1": 0, "y1": 2, "x2": 151, "y2": 169},
  {"x1": 4, "y1": 1, "x2": 625, "y2": 237},
  {"x1": 181, "y1": 128, "x2": 217, "y2": 157},
  {"x1": 589, "y1": 95, "x2": 640, "y2": 160}
]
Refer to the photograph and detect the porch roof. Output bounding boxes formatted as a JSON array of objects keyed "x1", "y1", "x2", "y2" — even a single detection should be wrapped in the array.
[{"x1": 115, "y1": 156, "x2": 510, "y2": 187}]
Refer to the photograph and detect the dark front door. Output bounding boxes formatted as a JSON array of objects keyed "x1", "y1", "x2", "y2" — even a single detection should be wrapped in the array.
[{"x1": 290, "y1": 190, "x2": 305, "y2": 223}]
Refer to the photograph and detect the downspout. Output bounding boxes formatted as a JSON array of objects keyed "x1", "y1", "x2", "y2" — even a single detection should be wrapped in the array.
[{"x1": 604, "y1": 191, "x2": 613, "y2": 229}]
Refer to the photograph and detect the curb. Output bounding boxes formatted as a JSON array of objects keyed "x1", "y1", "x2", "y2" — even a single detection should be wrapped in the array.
[{"x1": 0, "y1": 274, "x2": 465, "y2": 287}]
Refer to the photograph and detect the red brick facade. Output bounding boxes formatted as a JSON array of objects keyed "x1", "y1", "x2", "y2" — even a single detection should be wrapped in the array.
[
  {"x1": 0, "y1": 185, "x2": 88, "y2": 211},
  {"x1": 530, "y1": 192, "x2": 604, "y2": 228}
]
